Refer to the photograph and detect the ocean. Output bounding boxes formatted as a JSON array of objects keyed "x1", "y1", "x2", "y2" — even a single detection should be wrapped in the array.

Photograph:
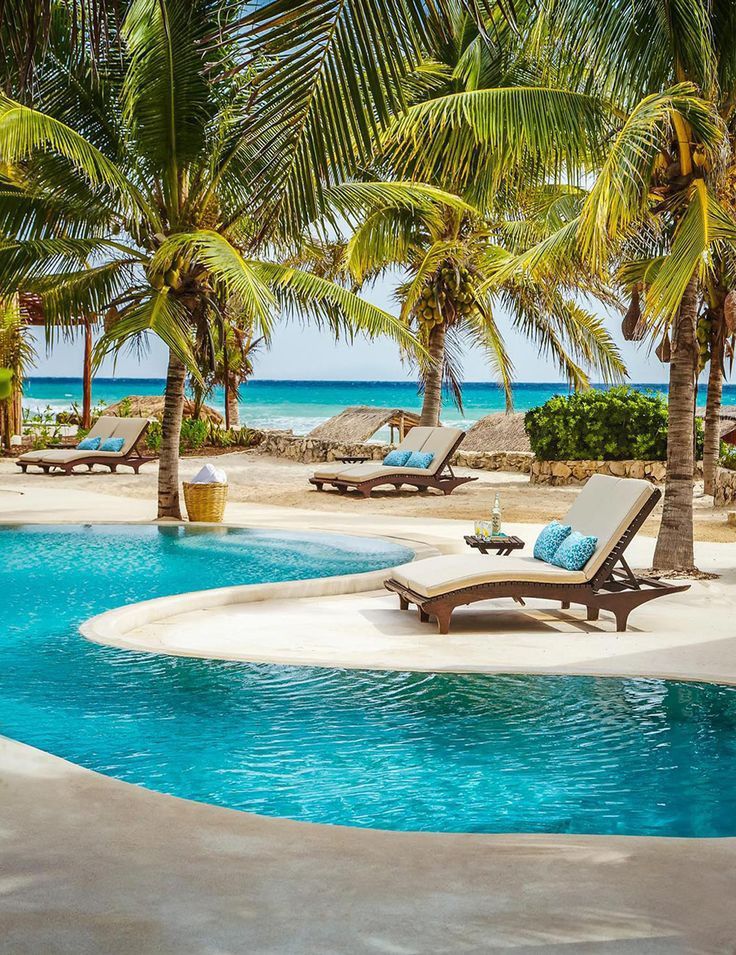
[{"x1": 22, "y1": 378, "x2": 735, "y2": 435}]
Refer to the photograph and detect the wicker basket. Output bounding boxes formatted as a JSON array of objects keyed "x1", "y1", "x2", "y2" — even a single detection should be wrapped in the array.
[{"x1": 182, "y1": 481, "x2": 228, "y2": 523}]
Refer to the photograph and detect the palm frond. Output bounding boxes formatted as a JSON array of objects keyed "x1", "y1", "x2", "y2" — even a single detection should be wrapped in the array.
[
  {"x1": 385, "y1": 86, "x2": 611, "y2": 200},
  {"x1": 0, "y1": 93, "x2": 149, "y2": 222},
  {"x1": 151, "y1": 230, "x2": 277, "y2": 336},
  {"x1": 252, "y1": 261, "x2": 424, "y2": 355},
  {"x1": 94, "y1": 290, "x2": 201, "y2": 378}
]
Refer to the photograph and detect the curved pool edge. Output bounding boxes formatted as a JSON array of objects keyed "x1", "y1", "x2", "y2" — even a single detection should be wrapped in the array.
[
  {"x1": 4, "y1": 732, "x2": 735, "y2": 955},
  {"x1": 78, "y1": 523, "x2": 437, "y2": 653}
]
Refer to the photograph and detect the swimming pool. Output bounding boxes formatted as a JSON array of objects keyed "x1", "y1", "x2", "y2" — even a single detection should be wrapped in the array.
[{"x1": 2, "y1": 523, "x2": 736, "y2": 837}]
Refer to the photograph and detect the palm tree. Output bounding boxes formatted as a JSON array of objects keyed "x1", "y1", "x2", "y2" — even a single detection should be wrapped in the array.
[
  {"x1": 299, "y1": 4, "x2": 624, "y2": 426},
  {"x1": 388, "y1": 0, "x2": 735, "y2": 569},
  {"x1": 0, "y1": 296, "x2": 35, "y2": 446},
  {"x1": 0, "y1": 0, "x2": 476, "y2": 518},
  {"x1": 309, "y1": 197, "x2": 626, "y2": 427}
]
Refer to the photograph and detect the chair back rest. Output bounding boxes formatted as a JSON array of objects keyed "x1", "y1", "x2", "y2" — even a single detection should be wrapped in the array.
[
  {"x1": 395, "y1": 426, "x2": 436, "y2": 452},
  {"x1": 414, "y1": 427, "x2": 465, "y2": 474},
  {"x1": 109, "y1": 417, "x2": 149, "y2": 453},
  {"x1": 562, "y1": 474, "x2": 658, "y2": 580},
  {"x1": 85, "y1": 416, "x2": 119, "y2": 443}
]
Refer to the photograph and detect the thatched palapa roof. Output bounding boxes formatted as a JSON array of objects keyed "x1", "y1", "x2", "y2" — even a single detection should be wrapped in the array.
[
  {"x1": 307, "y1": 406, "x2": 420, "y2": 443},
  {"x1": 462, "y1": 412, "x2": 531, "y2": 453},
  {"x1": 106, "y1": 395, "x2": 224, "y2": 424}
]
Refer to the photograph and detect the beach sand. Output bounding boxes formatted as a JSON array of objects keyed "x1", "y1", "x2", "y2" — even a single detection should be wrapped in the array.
[{"x1": 3, "y1": 449, "x2": 734, "y2": 544}]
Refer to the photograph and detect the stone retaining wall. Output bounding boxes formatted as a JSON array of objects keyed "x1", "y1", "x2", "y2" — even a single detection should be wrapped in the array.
[
  {"x1": 715, "y1": 467, "x2": 736, "y2": 506},
  {"x1": 531, "y1": 458, "x2": 704, "y2": 486},
  {"x1": 254, "y1": 429, "x2": 533, "y2": 474}
]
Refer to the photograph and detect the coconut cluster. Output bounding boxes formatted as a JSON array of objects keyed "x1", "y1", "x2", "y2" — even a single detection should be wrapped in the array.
[
  {"x1": 414, "y1": 266, "x2": 477, "y2": 332},
  {"x1": 696, "y1": 313, "x2": 713, "y2": 373}
]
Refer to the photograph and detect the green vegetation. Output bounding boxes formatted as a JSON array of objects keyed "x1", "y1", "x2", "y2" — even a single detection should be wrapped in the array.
[
  {"x1": 525, "y1": 389, "x2": 705, "y2": 463},
  {"x1": 720, "y1": 446, "x2": 736, "y2": 472},
  {"x1": 2, "y1": 0, "x2": 736, "y2": 569},
  {"x1": 144, "y1": 418, "x2": 259, "y2": 454}
]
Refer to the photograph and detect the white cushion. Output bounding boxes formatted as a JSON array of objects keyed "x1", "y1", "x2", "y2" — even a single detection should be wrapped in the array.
[
  {"x1": 390, "y1": 553, "x2": 587, "y2": 598},
  {"x1": 312, "y1": 464, "x2": 355, "y2": 480},
  {"x1": 17, "y1": 449, "x2": 52, "y2": 462},
  {"x1": 562, "y1": 474, "x2": 656, "y2": 577},
  {"x1": 37, "y1": 449, "x2": 130, "y2": 464},
  {"x1": 333, "y1": 463, "x2": 445, "y2": 482}
]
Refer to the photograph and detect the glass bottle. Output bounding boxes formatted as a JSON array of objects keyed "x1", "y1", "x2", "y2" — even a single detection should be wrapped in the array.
[{"x1": 491, "y1": 493, "x2": 502, "y2": 536}]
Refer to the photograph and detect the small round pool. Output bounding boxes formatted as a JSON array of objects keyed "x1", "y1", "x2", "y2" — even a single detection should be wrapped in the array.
[{"x1": 2, "y1": 523, "x2": 736, "y2": 837}]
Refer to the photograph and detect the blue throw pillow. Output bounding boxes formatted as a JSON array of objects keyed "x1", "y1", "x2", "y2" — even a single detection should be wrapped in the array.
[
  {"x1": 99, "y1": 437, "x2": 125, "y2": 453},
  {"x1": 551, "y1": 531, "x2": 598, "y2": 571},
  {"x1": 76, "y1": 436, "x2": 101, "y2": 451},
  {"x1": 405, "y1": 451, "x2": 434, "y2": 469},
  {"x1": 383, "y1": 449, "x2": 412, "y2": 467},
  {"x1": 533, "y1": 520, "x2": 571, "y2": 562}
]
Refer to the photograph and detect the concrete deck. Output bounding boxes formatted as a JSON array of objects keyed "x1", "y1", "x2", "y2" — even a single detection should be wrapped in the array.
[
  {"x1": 2, "y1": 480, "x2": 736, "y2": 953},
  {"x1": 3, "y1": 736, "x2": 736, "y2": 955}
]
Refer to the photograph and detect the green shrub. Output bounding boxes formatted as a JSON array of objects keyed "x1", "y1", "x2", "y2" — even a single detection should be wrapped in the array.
[
  {"x1": 525, "y1": 387, "x2": 703, "y2": 461},
  {"x1": 144, "y1": 418, "x2": 261, "y2": 454},
  {"x1": 721, "y1": 445, "x2": 736, "y2": 472},
  {"x1": 206, "y1": 422, "x2": 261, "y2": 448},
  {"x1": 180, "y1": 417, "x2": 208, "y2": 451}
]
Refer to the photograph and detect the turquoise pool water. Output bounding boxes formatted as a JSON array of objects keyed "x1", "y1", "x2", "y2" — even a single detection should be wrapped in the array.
[{"x1": 2, "y1": 524, "x2": 735, "y2": 837}]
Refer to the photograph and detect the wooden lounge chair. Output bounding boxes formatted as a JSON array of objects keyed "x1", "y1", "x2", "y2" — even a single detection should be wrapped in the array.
[
  {"x1": 385, "y1": 474, "x2": 689, "y2": 633},
  {"x1": 309, "y1": 426, "x2": 476, "y2": 498},
  {"x1": 16, "y1": 416, "x2": 153, "y2": 475}
]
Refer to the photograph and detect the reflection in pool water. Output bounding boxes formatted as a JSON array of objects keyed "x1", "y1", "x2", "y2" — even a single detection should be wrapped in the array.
[{"x1": 2, "y1": 523, "x2": 735, "y2": 836}]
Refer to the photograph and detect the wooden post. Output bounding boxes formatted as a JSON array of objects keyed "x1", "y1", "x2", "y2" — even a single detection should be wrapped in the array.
[{"x1": 82, "y1": 318, "x2": 92, "y2": 429}]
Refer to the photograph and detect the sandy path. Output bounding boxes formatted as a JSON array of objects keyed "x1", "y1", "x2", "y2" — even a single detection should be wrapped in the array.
[{"x1": 3, "y1": 449, "x2": 734, "y2": 543}]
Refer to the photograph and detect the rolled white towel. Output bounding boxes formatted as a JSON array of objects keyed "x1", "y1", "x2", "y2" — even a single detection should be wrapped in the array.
[{"x1": 190, "y1": 463, "x2": 227, "y2": 484}]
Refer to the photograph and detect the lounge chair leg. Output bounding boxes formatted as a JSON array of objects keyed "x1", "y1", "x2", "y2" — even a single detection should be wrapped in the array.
[
  {"x1": 561, "y1": 600, "x2": 570, "y2": 609},
  {"x1": 614, "y1": 609, "x2": 630, "y2": 632},
  {"x1": 586, "y1": 607, "x2": 600, "y2": 621},
  {"x1": 434, "y1": 607, "x2": 453, "y2": 635},
  {"x1": 19, "y1": 464, "x2": 27, "y2": 473},
  {"x1": 359, "y1": 487, "x2": 372, "y2": 499},
  {"x1": 419, "y1": 608, "x2": 430, "y2": 623},
  {"x1": 399, "y1": 596, "x2": 409, "y2": 611},
  {"x1": 314, "y1": 482, "x2": 323, "y2": 491},
  {"x1": 393, "y1": 483, "x2": 403, "y2": 491}
]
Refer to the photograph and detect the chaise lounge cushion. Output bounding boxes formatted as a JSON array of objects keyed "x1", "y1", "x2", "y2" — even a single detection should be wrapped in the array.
[
  {"x1": 389, "y1": 475, "x2": 658, "y2": 600},
  {"x1": 391, "y1": 553, "x2": 587, "y2": 598},
  {"x1": 311, "y1": 426, "x2": 436, "y2": 482},
  {"x1": 561, "y1": 474, "x2": 656, "y2": 577},
  {"x1": 17, "y1": 416, "x2": 120, "y2": 465},
  {"x1": 330, "y1": 427, "x2": 464, "y2": 484},
  {"x1": 29, "y1": 417, "x2": 149, "y2": 467}
]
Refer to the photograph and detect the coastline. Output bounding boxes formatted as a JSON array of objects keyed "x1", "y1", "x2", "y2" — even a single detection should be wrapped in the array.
[{"x1": 22, "y1": 377, "x2": 730, "y2": 435}]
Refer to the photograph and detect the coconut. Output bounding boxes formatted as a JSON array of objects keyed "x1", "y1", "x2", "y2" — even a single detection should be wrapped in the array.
[
  {"x1": 655, "y1": 330, "x2": 671, "y2": 363},
  {"x1": 622, "y1": 286, "x2": 645, "y2": 341},
  {"x1": 725, "y1": 290, "x2": 736, "y2": 336}
]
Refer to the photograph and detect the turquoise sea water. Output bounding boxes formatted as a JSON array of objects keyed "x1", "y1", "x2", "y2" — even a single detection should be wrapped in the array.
[
  {"x1": 3, "y1": 523, "x2": 736, "y2": 837},
  {"x1": 23, "y1": 377, "x2": 736, "y2": 434}
]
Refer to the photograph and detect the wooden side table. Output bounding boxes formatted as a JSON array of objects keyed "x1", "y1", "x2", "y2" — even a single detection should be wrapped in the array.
[
  {"x1": 336, "y1": 455, "x2": 372, "y2": 464},
  {"x1": 464, "y1": 535, "x2": 525, "y2": 556}
]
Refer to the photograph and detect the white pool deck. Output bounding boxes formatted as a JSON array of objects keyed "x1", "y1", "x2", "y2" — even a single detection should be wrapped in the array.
[{"x1": 2, "y1": 481, "x2": 736, "y2": 953}]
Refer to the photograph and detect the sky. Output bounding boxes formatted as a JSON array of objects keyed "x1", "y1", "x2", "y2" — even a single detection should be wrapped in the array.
[{"x1": 26, "y1": 274, "x2": 669, "y2": 384}]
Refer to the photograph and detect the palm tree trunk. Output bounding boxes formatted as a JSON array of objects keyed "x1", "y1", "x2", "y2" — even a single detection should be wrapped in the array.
[
  {"x1": 703, "y1": 313, "x2": 723, "y2": 496},
  {"x1": 653, "y1": 274, "x2": 698, "y2": 572},
  {"x1": 226, "y1": 375, "x2": 240, "y2": 427},
  {"x1": 419, "y1": 322, "x2": 446, "y2": 427},
  {"x1": 82, "y1": 318, "x2": 93, "y2": 429},
  {"x1": 158, "y1": 350, "x2": 186, "y2": 520}
]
